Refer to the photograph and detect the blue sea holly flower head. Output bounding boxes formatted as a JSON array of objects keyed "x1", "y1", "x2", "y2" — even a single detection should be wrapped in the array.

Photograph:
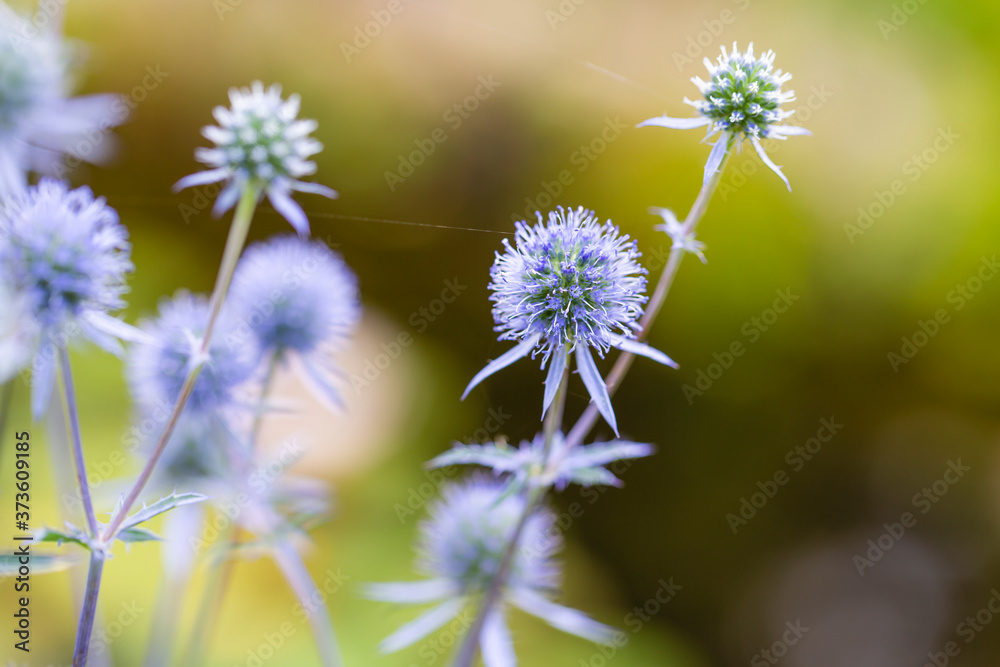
[
  {"x1": 174, "y1": 81, "x2": 336, "y2": 235},
  {"x1": 0, "y1": 179, "x2": 139, "y2": 418},
  {"x1": 462, "y1": 206, "x2": 676, "y2": 435},
  {"x1": 0, "y1": 4, "x2": 125, "y2": 195},
  {"x1": 639, "y1": 42, "x2": 809, "y2": 190},
  {"x1": 226, "y1": 235, "x2": 361, "y2": 407},
  {"x1": 428, "y1": 432, "x2": 654, "y2": 491},
  {"x1": 366, "y1": 478, "x2": 615, "y2": 661},
  {"x1": 127, "y1": 291, "x2": 255, "y2": 418}
]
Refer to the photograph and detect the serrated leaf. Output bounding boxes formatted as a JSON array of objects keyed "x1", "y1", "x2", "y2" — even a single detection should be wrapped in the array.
[
  {"x1": 0, "y1": 553, "x2": 80, "y2": 576},
  {"x1": 33, "y1": 525, "x2": 92, "y2": 550},
  {"x1": 117, "y1": 491, "x2": 209, "y2": 534},
  {"x1": 115, "y1": 526, "x2": 162, "y2": 543}
]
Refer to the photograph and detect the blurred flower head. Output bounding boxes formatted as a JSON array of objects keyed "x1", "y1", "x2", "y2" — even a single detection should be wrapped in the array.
[
  {"x1": 366, "y1": 477, "x2": 614, "y2": 658},
  {"x1": 639, "y1": 42, "x2": 809, "y2": 189},
  {"x1": 174, "y1": 81, "x2": 337, "y2": 235},
  {"x1": 127, "y1": 291, "x2": 255, "y2": 417},
  {"x1": 463, "y1": 207, "x2": 675, "y2": 434},
  {"x1": 0, "y1": 179, "x2": 137, "y2": 417},
  {"x1": 0, "y1": 5, "x2": 124, "y2": 195},
  {"x1": 152, "y1": 413, "x2": 237, "y2": 491},
  {"x1": 226, "y1": 235, "x2": 360, "y2": 406}
]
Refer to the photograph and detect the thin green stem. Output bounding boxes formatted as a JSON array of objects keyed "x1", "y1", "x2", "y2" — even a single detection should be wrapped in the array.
[
  {"x1": 273, "y1": 542, "x2": 345, "y2": 667},
  {"x1": 57, "y1": 348, "x2": 99, "y2": 537},
  {"x1": 59, "y1": 346, "x2": 107, "y2": 667},
  {"x1": 72, "y1": 551, "x2": 106, "y2": 667},
  {"x1": 564, "y1": 145, "x2": 732, "y2": 450},
  {"x1": 101, "y1": 185, "x2": 260, "y2": 542},
  {"x1": 451, "y1": 364, "x2": 570, "y2": 667},
  {"x1": 451, "y1": 142, "x2": 733, "y2": 667},
  {"x1": 70, "y1": 185, "x2": 259, "y2": 667},
  {"x1": 184, "y1": 352, "x2": 280, "y2": 665}
]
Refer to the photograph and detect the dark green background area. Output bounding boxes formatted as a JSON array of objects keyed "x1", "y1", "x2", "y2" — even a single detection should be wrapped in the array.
[{"x1": 3, "y1": 0, "x2": 1000, "y2": 665}]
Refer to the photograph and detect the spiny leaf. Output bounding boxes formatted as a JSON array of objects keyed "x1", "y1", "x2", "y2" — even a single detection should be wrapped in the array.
[
  {"x1": 115, "y1": 526, "x2": 162, "y2": 543},
  {"x1": 117, "y1": 491, "x2": 209, "y2": 534},
  {"x1": 33, "y1": 525, "x2": 92, "y2": 551}
]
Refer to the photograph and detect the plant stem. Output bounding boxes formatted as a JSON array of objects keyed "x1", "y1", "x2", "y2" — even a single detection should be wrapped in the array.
[
  {"x1": 273, "y1": 542, "x2": 345, "y2": 667},
  {"x1": 57, "y1": 347, "x2": 99, "y2": 537},
  {"x1": 451, "y1": 364, "x2": 570, "y2": 667},
  {"x1": 73, "y1": 551, "x2": 106, "y2": 667},
  {"x1": 451, "y1": 143, "x2": 733, "y2": 667},
  {"x1": 59, "y1": 346, "x2": 107, "y2": 667},
  {"x1": 564, "y1": 145, "x2": 732, "y2": 450},
  {"x1": 101, "y1": 185, "x2": 260, "y2": 542},
  {"x1": 71, "y1": 185, "x2": 258, "y2": 667},
  {"x1": 184, "y1": 353, "x2": 280, "y2": 665}
]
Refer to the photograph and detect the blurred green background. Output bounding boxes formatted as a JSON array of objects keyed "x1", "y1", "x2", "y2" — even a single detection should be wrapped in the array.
[{"x1": 3, "y1": 0, "x2": 1000, "y2": 665}]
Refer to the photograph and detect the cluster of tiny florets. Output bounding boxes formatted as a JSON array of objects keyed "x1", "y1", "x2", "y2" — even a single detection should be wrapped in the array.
[
  {"x1": 0, "y1": 179, "x2": 132, "y2": 330},
  {"x1": 127, "y1": 292, "x2": 254, "y2": 416},
  {"x1": 489, "y1": 206, "x2": 647, "y2": 362},
  {"x1": 418, "y1": 479, "x2": 560, "y2": 595},
  {"x1": 227, "y1": 235, "x2": 360, "y2": 360},
  {"x1": 198, "y1": 81, "x2": 321, "y2": 187},
  {"x1": 689, "y1": 42, "x2": 794, "y2": 139}
]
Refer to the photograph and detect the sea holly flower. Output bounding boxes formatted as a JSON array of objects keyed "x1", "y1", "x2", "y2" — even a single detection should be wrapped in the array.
[
  {"x1": 462, "y1": 206, "x2": 676, "y2": 435},
  {"x1": 127, "y1": 291, "x2": 255, "y2": 417},
  {"x1": 366, "y1": 478, "x2": 615, "y2": 662},
  {"x1": 427, "y1": 432, "x2": 654, "y2": 491},
  {"x1": 639, "y1": 42, "x2": 809, "y2": 190},
  {"x1": 0, "y1": 179, "x2": 139, "y2": 418},
  {"x1": 174, "y1": 81, "x2": 336, "y2": 235},
  {"x1": 649, "y1": 207, "x2": 706, "y2": 264},
  {"x1": 225, "y1": 235, "x2": 360, "y2": 407},
  {"x1": 0, "y1": 5, "x2": 125, "y2": 195}
]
